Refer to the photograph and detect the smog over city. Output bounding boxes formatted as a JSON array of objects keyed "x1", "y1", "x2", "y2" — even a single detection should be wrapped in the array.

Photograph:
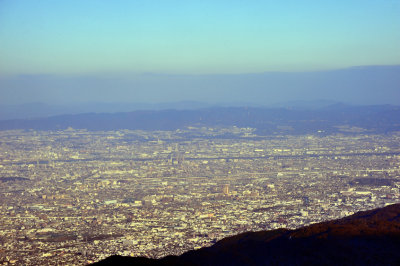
[{"x1": 1, "y1": 1, "x2": 400, "y2": 265}]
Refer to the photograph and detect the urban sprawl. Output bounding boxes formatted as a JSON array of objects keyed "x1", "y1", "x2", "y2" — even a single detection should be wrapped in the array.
[{"x1": 1, "y1": 127, "x2": 400, "y2": 265}]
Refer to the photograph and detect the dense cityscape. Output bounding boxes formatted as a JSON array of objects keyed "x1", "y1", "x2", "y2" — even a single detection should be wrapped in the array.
[{"x1": 1, "y1": 127, "x2": 400, "y2": 265}]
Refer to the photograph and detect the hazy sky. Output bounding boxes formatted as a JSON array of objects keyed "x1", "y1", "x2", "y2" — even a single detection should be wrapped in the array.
[{"x1": 0, "y1": 1, "x2": 399, "y2": 105}]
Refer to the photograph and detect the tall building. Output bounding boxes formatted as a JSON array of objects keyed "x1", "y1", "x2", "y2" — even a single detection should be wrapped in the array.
[{"x1": 223, "y1": 184, "x2": 229, "y2": 196}]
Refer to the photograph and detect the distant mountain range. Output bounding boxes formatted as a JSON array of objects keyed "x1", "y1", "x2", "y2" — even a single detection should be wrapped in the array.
[
  {"x1": 0, "y1": 105, "x2": 399, "y2": 135},
  {"x1": 93, "y1": 203, "x2": 400, "y2": 265},
  {"x1": 0, "y1": 100, "x2": 339, "y2": 120},
  {"x1": 0, "y1": 101, "x2": 216, "y2": 120}
]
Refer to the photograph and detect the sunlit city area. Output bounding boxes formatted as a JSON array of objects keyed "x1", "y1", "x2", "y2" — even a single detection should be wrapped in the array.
[{"x1": 1, "y1": 128, "x2": 399, "y2": 264}]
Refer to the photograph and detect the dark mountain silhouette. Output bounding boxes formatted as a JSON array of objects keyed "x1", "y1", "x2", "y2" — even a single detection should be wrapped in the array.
[
  {"x1": 1, "y1": 105, "x2": 400, "y2": 135},
  {"x1": 92, "y1": 203, "x2": 400, "y2": 265}
]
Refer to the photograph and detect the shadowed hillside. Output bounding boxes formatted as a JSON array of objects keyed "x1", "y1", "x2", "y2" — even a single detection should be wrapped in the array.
[{"x1": 93, "y1": 203, "x2": 400, "y2": 265}]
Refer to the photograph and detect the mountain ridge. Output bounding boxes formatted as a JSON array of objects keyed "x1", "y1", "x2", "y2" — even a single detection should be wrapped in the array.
[{"x1": 1, "y1": 105, "x2": 400, "y2": 135}]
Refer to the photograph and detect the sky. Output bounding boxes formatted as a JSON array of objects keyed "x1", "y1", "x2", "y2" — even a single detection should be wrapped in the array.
[{"x1": 0, "y1": 0, "x2": 399, "y2": 105}]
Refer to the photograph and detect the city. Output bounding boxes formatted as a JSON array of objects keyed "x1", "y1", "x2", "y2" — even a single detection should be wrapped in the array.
[
  {"x1": 1, "y1": 0, "x2": 400, "y2": 265},
  {"x1": 1, "y1": 127, "x2": 399, "y2": 265}
]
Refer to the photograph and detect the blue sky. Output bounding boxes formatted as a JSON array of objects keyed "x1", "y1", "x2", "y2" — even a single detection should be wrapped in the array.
[
  {"x1": 0, "y1": 1, "x2": 399, "y2": 105},
  {"x1": 1, "y1": 0, "x2": 399, "y2": 75}
]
